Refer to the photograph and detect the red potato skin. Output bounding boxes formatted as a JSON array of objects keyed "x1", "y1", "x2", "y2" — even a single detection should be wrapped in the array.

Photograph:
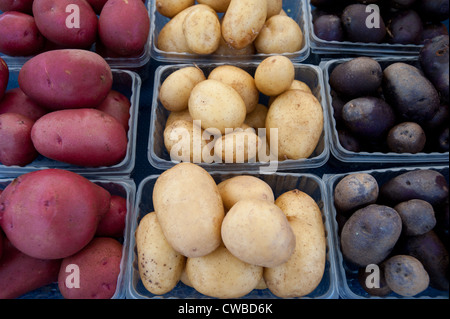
[
  {"x1": 58, "y1": 237, "x2": 123, "y2": 299},
  {"x1": 0, "y1": 227, "x2": 4, "y2": 261},
  {"x1": 86, "y1": 0, "x2": 109, "y2": 14},
  {"x1": 0, "y1": 169, "x2": 111, "y2": 259},
  {"x1": 96, "y1": 90, "x2": 131, "y2": 132},
  {"x1": 18, "y1": 49, "x2": 113, "y2": 110},
  {"x1": 0, "y1": 57, "x2": 7, "y2": 100},
  {"x1": 0, "y1": 0, "x2": 34, "y2": 14},
  {"x1": 32, "y1": 0, "x2": 98, "y2": 49},
  {"x1": 0, "y1": 11, "x2": 44, "y2": 57},
  {"x1": 31, "y1": 108, "x2": 128, "y2": 167},
  {"x1": 0, "y1": 112, "x2": 38, "y2": 167},
  {"x1": 0, "y1": 88, "x2": 50, "y2": 121},
  {"x1": 95, "y1": 195, "x2": 127, "y2": 238},
  {"x1": 0, "y1": 238, "x2": 62, "y2": 299},
  {"x1": 98, "y1": 0, "x2": 150, "y2": 56}
]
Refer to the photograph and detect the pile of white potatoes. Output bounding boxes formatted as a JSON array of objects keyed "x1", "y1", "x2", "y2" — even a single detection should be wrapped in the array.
[
  {"x1": 156, "y1": 0, "x2": 304, "y2": 55},
  {"x1": 135, "y1": 162, "x2": 327, "y2": 298},
  {"x1": 159, "y1": 55, "x2": 324, "y2": 163}
]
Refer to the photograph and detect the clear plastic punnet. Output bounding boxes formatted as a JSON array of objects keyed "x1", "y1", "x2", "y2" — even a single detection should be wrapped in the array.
[
  {"x1": 324, "y1": 165, "x2": 449, "y2": 299},
  {"x1": 148, "y1": 62, "x2": 330, "y2": 172},
  {"x1": 126, "y1": 170, "x2": 339, "y2": 299}
]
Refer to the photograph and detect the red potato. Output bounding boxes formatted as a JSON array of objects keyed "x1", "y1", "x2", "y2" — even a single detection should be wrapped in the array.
[
  {"x1": 96, "y1": 195, "x2": 127, "y2": 238},
  {"x1": 0, "y1": 169, "x2": 111, "y2": 259},
  {"x1": 98, "y1": 0, "x2": 150, "y2": 56},
  {"x1": 0, "y1": 238, "x2": 62, "y2": 299},
  {"x1": 32, "y1": 0, "x2": 98, "y2": 49},
  {"x1": 58, "y1": 237, "x2": 123, "y2": 299},
  {"x1": 0, "y1": 88, "x2": 49, "y2": 121},
  {"x1": 0, "y1": 0, "x2": 34, "y2": 13},
  {"x1": 0, "y1": 228, "x2": 4, "y2": 261},
  {"x1": 0, "y1": 57, "x2": 7, "y2": 100},
  {"x1": 96, "y1": 90, "x2": 131, "y2": 131},
  {"x1": 0, "y1": 113, "x2": 38, "y2": 167},
  {"x1": 0, "y1": 11, "x2": 44, "y2": 57},
  {"x1": 86, "y1": 0, "x2": 109, "y2": 14},
  {"x1": 31, "y1": 108, "x2": 128, "y2": 167},
  {"x1": 18, "y1": 49, "x2": 113, "y2": 110}
]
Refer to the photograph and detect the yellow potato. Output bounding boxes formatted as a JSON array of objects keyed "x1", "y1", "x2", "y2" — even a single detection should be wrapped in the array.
[
  {"x1": 153, "y1": 163, "x2": 225, "y2": 258},
  {"x1": 244, "y1": 103, "x2": 268, "y2": 129},
  {"x1": 255, "y1": 15, "x2": 303, "y2": 54},
  {"x1": 214, "y1": 36, "x2": 256, "y2": 56},
  {"x1": 266, "y1": 0, "x2": 283, "y2": 18},
  {"x1": 186, "y1": 245, "x2": 263, "y2": 299},
  {"x1": 266, "y1": 90, "x2": 323, "y2": 160},
  {"x1": 208, "y1": 65, "x2": 259, "y2": 114},
  {"x1": 221, "y1": 0, "x2": 268, "y2": 50},
  {"x1": 218, "y1": 175, "x2": 275, "y2": 211},
  {"x1": 221, "y1": 199, "x2": 296, "y2": 267},
  {"x1": 163, "y1": 120, "x2": 209, "y2": 163},
  {"x1": 255, "y1": 55, "x2": 295, "y2": 96},
  {"x1": 166, "y1": 109, "x2": 193, "y2": 128},
  {"x1": 135, "y1": 212, "x2": 186, "y2": 295},
  {"x1": 197, "y1": 0, "x2": 231, "y2": 12},
  {"x1": 264, "y1": 217, "x2": 326, "y2": 298},
  {"x1": 159, "y1": 66, "x2": 206, "y2": 112},
  {"x1": 264, "y1": 189, "x2": 326, "y2": 297},
  {"x1": 155, "y1": 0, "x2": 195, "y2": 18},
  {"x1": 157, "y1": 4, "x2": 215, "y2": 53},
  {"x1": 213, "y1": 129, "x2": 262, "y2": 163},
  {"x1": 188, "y1": 79, "x2": 246, "y2": 134},
  {"x1": 268, "y1": 80, "x2": 312, "y2": 106},
  {"x1": 183, "y1": 7, "x2": 221, "y2": 54}
]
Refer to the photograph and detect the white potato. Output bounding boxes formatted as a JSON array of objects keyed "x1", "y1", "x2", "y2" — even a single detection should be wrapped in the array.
[
  {"x1": 183, "y1": 7, "x2": 221, "y2": 54},
  {"x1": 244, "y1": 103, "x2": 268, "y2": 129},
  {"x1": 213, "y1": 129, "x2": 262, "y2": 163},
  {"x1": 197, "y1": 0, "x2": 231, "y2": 12},
  {"x1": 255, "y1": 55, "x2": 295, "y2": 96},
  {"x1": 267, "y1": 0, "x2": 283, "y2": 18},
  {"x1": 166, "y1": 109, "x2": 193, "y2": 128},
  {"x1": 155, "y1": 0, "x2": 195, "y2": 18}
]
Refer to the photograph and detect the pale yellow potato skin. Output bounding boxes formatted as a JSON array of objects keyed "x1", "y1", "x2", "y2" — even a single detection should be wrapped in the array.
[
  {"x1": 245, "y1": 103, "x2": 268, "y2": 129},
  {"x1": 155, "y1": 0, "x2": 195, "y2": 18},
  {"x1": 208, "y1": 65, "x2": 259, "y2": 114},
  {"x1": 222, "y1": 0, "x2": 268, "y2": 50},
  {"x1": 153, "y1": 163, "x2": 225, "y2": 258},
  {"x1": 197, "y1": 0, "x2": 231, "y2": 12},
  {"x1": 218, "y1": 175, "x2": 275, "y2": 211},
  {"x1": 163, "y1": 120, "x2": 209, "y2": 163},
  {"x1": 213, "y1": 129, "x2": 262, "y2": 163},
  {"x1": 183, "y1": 7, "x2": 221, "y2": 54},
  {"x1": 268, "y1": 80, "x2": 313, "y2": 106},
  {"x1": 266, "y1": 90, "x2": 323, "y2": 160},
  {"x1": 188, "y1": 79, "x2": 246, "y2": 134},
  {"x1": 166, "y1": 109, "x2": 193, "y2": 128},
  {"x1": 135, "y1": 212, "x2": 186, "y2": 295},
  {"x1": 214, "y1": 36, "x2": 256, "y2": 56},
  {"x1": 255, "y1": 15, "x2": 303, "y2": 54},
  {"x1": 159, "y1": 66, "x2": 206, "y2": 112},
  {"x1": 186, "y1": 245, "x2": 263, "y2": 298},
  {"x1": 221, "y1": 199, "x2": 296, "y2": 267},
  {"x1": 255, "y1": 55, "x2": 295, "y2": 96},
  {"x1": 266, "y1": 0, "x2": 283, "y2": 18},
  {"x1": 264, "y1": 216, "x2": 326, "y2": 298}
]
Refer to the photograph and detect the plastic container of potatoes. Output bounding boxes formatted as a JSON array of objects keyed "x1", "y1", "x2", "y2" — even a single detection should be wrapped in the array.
[
  {"x1": 324, "y1": 165, "x2": 449, "y2": 299},
  {"x1": 126, "y1": 170, "x2": 339, "y2": 299},
  {"x1": 306, "y1": 1, "x2": 449, "y2": 56},
  {"x1": 0, "y1": 175, "x2": 136, "y2": 299},
  {"x1": 0, "y1": 66, "x2": 141, "y2": 176},
  {"x1": 148, "y1": 62, "x2": 330, "y2": 172},
  {"x1": 0, "y1": 0, "x2": 152, "y2": 69},
  {"x1": 149, "y1": 0, "x2": 311, "y2": 63},
  {"x1": 321, "y1": 56, "x2": 449, "y2": 164}
]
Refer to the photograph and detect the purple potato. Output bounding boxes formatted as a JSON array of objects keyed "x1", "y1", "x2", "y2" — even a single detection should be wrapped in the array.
[
  {"x1": 387, "y1": 122, "x2": 426, "y2": 154},
  {"x1": 341, "y1": 4, "x2": 387, "y2": 43},
  {"x1": 314, "y1": 14, "x2": 344, "y2": 42},
  {"x1": 387, "y1": 9, "x2": 423, "y2": 44}
]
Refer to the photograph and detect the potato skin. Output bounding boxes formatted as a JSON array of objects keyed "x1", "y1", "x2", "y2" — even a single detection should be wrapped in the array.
[
  {"x1": 222, "y1": 0, "x2": 267, "y2": 50},
  {"x1": 394, "y1": 199, "x2": 436, "y2": 236},
  {"x1": 0, "y1": 238, "x2": 61, "y2": 299},
  {"x1": 340, "y1": 204, "x2": 402, "y2": 267},
  {"x1": 0, "y1": 0, "x2": 34, "y2": 13},
  {"x1": 136, "y1": 212, "x2": 186, "y2": 295},
  {"x1": 0, "y1": 113, "x2": 38, "y2": 167},
  {"x1": 31, "y1": 108, "x2": 128, "y2": 167},
  {"x1": 156, "y1": 0, "x2": 195, "y2": 18},
  {"x1": 183, "y1": 6, "x2": 221, "y2": 54},
  {"x1": 18, "y1": 49, "x2": 113, "y2": 110},
  {"x1": 58, "y1": 237, "x2": 123, "y2": 299},
  {"x1": 0, "y1": 11, "x2": 44, "y2": 56},
  {"x1": 0, "y1": 169, "x2": 111, "y2": 259},
  {"x1": 96, "y1": 195, "x2": 127, "y2": 238},
  {"x1": 153, "y1": 163, "x2": 225, "y2": 258},
  {"x1": 0, "y1": 58, "x2": 7, "y2": 100},
  {"x1": 0, "y1": 88, "x2": 49, "y2": 121},
  {"x1": 383, "y1": 255, "x2": 430, "y2": 297},
  {"x1": 32, "y1": 0, "x2": 97, "y2": 49},
  {"x1": 96, "y1": 90, "x2": 131, "y2": 132},
  {"x1": 186, "y1": 245, "x2": 263, "y2": 298},
  {"x1": 98, "y1": 0, "x2": 150, "y2": 56}
]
